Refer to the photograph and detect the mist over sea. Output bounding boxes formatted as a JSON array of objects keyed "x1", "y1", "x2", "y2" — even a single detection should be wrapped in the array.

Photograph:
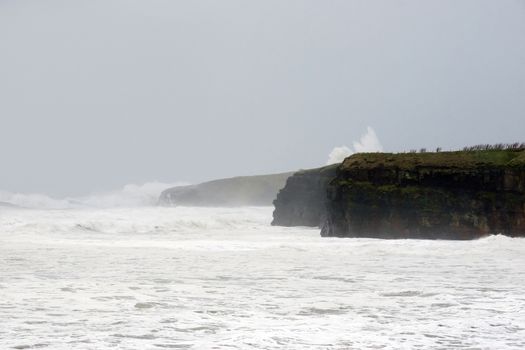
[
  {"x1": 1, "y1": 198, "x2": 524, "y2": 349},
  {"x1": 2, "y1": 0, "x2": 524, "y2": 348}
]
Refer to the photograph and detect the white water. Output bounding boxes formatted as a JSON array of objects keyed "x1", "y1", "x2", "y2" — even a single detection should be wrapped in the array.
[
  {"x1": 1, "y1": 206, "x2": 524, "y2": 349},
  {"x1": 0, "y1": 182, "x2": 186, "y2": 209}
]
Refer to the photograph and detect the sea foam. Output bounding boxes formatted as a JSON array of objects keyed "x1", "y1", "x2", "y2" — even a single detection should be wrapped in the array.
[
  {"x1": 1, "y1": 207, "x2": 524, "y2": 349},
  {"x1": 0, "y1": 182, "x2": 186, "y2": 209}
]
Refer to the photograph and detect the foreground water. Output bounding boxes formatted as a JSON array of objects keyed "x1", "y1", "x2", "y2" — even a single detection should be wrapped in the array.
[{"x1": 0, "y1": 207, "x2": 524, "y2": 349}]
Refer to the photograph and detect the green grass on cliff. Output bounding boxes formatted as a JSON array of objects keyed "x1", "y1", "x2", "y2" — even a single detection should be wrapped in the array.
[{"x1": 341, "y1": 149, "x2": 525, "y2": 170}]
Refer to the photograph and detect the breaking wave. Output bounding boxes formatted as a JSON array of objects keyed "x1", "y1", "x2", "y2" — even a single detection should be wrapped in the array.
[
  {"x1": 1, "y1": 205, "x2": 523, "y2": 350},
  {"x1": 0, "y1": 182, "x2": 186, "y2": 209},
  {"x1": 0, "y1": 206, "x2": 279, "y2": 239},
  {"x1": 327, "y1": 126, "x2": 383, "y2": 165}
]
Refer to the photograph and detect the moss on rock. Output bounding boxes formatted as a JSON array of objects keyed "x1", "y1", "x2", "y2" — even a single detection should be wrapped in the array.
[{"x1": 322, "y1": 149, "x2": 525, "y2": 239}]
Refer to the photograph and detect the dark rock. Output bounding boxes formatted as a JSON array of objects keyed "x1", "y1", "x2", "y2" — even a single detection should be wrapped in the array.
[
  {"x1": 272, "y1": 164, "x2": 338, "y2": 227},
  {"x1": 322, "y1": 150, "x2": 525, "y2": 239}
]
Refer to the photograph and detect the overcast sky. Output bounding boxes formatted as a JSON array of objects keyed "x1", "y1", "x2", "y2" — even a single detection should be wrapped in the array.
[{"x1": 1, "y1": 0, "x2": 524, "y2": 196}]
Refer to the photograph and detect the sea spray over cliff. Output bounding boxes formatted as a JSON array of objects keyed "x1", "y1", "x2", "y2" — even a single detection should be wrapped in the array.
[
  {"x1": 0, "y1": 182, "x2": 186, "y2": 209},
  {"x1": 327, "y1": 126, "x2": 383, "y2": 164}
]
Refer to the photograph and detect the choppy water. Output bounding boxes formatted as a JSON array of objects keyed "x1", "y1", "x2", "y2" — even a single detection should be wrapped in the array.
[{"x1": 1, "y1": 206, "x2": 524, "y2": 349}]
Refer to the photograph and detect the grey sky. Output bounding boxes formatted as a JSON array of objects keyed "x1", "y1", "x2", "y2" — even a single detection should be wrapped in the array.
[{"x1": 1, "y1": 0, "x2": 524, "y2": 196}]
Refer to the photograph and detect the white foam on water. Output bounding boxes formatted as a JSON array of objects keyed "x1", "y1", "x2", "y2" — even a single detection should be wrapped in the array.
[
  {"x1": 1, "y1": 206, "x2": 524, "y2": 349},
  {"x1": 0, "y1": 182, "x2": 186, "y2": 209}
]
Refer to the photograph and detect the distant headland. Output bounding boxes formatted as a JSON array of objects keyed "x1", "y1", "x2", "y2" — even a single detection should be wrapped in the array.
[
  {"x1": 158, "y1": 172, "x2": 292, "y2": 207},
  {"x1": 157, "y1": 144, "x2": 525, "y2": 240}
]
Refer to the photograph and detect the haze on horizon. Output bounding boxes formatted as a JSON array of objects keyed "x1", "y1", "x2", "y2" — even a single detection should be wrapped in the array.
[{"x1": 1, "y1": 0, "x2": 524, "y2": 196}]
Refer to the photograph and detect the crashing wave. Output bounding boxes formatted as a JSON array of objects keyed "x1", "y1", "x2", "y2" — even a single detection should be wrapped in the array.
[{"x1": 0, "y1": 182, "x2": 187, "y2": 209}]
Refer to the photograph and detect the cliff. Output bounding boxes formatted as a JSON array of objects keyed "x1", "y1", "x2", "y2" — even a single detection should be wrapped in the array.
[
  {"x1": 271, "y1": 164, "x2": 338, "y2": 227},
  {"x1": 158, "y1": 172, "x2": 293, "y2": 207},
  {"x1": 322, "y1": 149, "x2": 525, "y2": 239}
]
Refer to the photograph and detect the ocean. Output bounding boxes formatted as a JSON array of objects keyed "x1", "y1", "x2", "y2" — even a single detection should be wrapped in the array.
[{"x1": 1, "y1": 206, "x2": 524, "y2": 349}]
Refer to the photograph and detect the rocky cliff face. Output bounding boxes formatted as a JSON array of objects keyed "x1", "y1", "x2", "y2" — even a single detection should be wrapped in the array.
[
  {"x1": 271, "y1": 164, "x2": 338, "y2": 227},
  {"x1": 158, "y1": 172, "x2": 293, "y2": 207},
  {"x1": 321, "y1": 150, "x2": 525, "y2": 239}
]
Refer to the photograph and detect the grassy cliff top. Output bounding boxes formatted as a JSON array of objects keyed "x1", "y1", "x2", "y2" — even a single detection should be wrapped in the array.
[
  {"x1": 341, "y1": 149, "x2": 525, "y2": 171},
  {"x1": 159, "y1": 171, "x2": 294, "y2": 206},
  {"x1": 294, "y1": 163, "x2": 340, "y2": 176}
]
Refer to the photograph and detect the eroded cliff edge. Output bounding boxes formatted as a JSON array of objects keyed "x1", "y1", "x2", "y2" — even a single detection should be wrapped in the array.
[
  {"x1": 271, "y1": 164, "x2": 338, "y2": 227},
  {"x1": 322, "y1": 150, "x2": 525, "y2": 239}
]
